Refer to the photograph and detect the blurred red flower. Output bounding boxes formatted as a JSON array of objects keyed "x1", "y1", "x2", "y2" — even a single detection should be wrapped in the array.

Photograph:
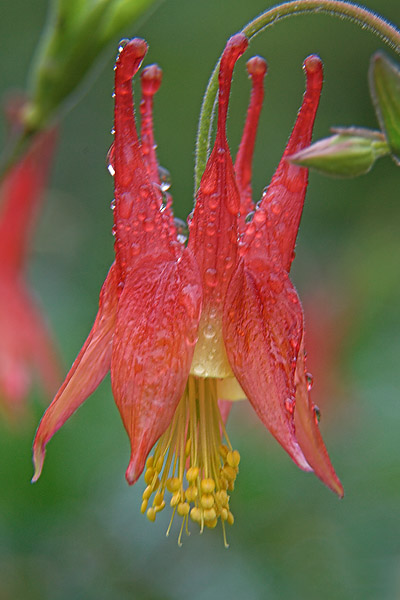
[{"x1": 0, "y1": 102, "x2": 61, "y2": 419}]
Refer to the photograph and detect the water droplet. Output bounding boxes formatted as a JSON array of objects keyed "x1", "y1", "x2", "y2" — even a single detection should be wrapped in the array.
[
  {"x1": 158, "y1": 166, "x2": 171, "y2": 192},
  {"x1": 208, "y1": 194, "x2": 218, "y2": 210},
  {"x1": 106, "y1": 144, "x2": 115, "y2": 176},
  {"x1": 187, "y1": 210, "x2": 194, "y2": 226},
  {"x1": 110, "y1": 199, "x2": 116, "y2": 211},
  {"x1": 269, "y1": 274, "x2": 284, "y2": 295},
  {"x1": 245, "y1": 211, "x2": 255, "y2": 223},
  {"x1": 118, "y1": 39, "x2": 130, "y2": 54},
  {"x1": 285, "y1": 397, "x2": 295, "y2": 415},
  {"x1": 270, "y1": 201, "x2": 281, "y2": 215},
  {"x1": 204, "y1": 268, "x2": 217, "y2": 288},
  {"x1": 306, "y1": 372, "x2": 314, "y2": 392},
  {"x1": 217, "y1": 147, "x2": 225, "y2": 162},
  {"x1": 206, "y1": 222, "x2": 216, "y2": 236},
  {"x1": 193, "y1": 364, "x2": 205, "y2": 376},
  {"x1": 253, "y1": 209, "x2": 266, "y2": 226},
  {"x1": 174, "y1": 218, "x2": 188, "y2": 245},
  {"x1": 143, "y1": 218, "x2": 154, "y2": 232},
  {"x1": 203, "y1": 323, "x2": 216, "y2": 339},
  {"x1": 313, "y1": 404, "x2": 321, "y2": 423}
]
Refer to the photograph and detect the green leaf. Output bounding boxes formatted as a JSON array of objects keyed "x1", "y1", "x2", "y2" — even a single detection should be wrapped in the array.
[{"x1": 369, "y1": 52, "x2": 400, "y2": 165}]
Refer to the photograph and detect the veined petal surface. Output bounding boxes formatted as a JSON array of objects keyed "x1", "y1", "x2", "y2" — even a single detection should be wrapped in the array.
[
  {"x1": 111, "y1": 248, "x2": 202, "y2": 484},
  {"x1": 224, "y1": 259, "x2": 310, "y2": 471}
]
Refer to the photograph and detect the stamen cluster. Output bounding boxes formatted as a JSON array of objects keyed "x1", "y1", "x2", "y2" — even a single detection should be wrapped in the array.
[{"x1": 140, "y1": 377, "x2": 239, "y2": 546}]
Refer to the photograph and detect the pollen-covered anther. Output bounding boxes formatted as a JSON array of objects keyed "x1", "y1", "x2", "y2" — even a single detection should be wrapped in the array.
[{"x1": 139, "y1": 376, "x2": 239, "y2": 546}]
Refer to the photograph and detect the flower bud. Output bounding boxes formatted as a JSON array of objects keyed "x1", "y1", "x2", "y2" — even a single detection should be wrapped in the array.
[
  {"x1": 369, "y1": 51, "x2": 400, "y2": 165},
  {"x1": 288, "y1": 129, "x2": 389, "y2": 177}
]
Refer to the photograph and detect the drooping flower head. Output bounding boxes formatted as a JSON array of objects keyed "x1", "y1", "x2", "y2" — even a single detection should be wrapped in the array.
[
  {"x1": 0, "y1": 101, "x2": 60, "y2": 419},
  {"x1": 33, "y1": 34, "x2": 343, "y2": 545}
]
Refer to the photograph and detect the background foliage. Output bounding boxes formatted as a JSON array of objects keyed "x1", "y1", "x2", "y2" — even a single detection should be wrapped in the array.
[{"x1": 0, "y1": 1, "x2": 399, "y2": 598}]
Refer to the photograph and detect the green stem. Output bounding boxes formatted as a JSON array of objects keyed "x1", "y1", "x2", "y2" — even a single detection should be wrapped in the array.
[{"x1": 194, "y1": 0, "x2": 400, "y2": 191}]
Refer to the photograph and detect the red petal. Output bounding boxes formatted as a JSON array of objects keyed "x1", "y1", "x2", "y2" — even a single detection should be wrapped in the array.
[
  {"x1": 294, "y1": 334, "x2": 344, "y2": 497},
  {"x1": 241, "y1": 55, "x2": 323, "y2": 272},
  {"x1": 140, "y1": 64, "x2": 176, "y2": 242},
  {"x1": 110, "y1": 248, "x2": 202, "y2": 484},
  {"x1": 32, "y1": 263, "x2": 119, "y2": 481},
  {"x1": 113, "y1": 39, "x2": 175, "y2": 279},
  {"x1": 0, "y1": 118, "x2": 57, "y2": 272},
  {"x1": 0, "y1": 275, "x2": 60, "y2": 411},
  {"x1": 235, "y1": 56, "x2": 267, "y2": 232},
  {"x1": 223, "y1": 259, "x2": 310, "y2": 471},
  {"x1": 189, "y1": 34, "x2": 248, "y2": 311},
  {"x1": 16, "y1": 281, "x2": 61, "y2": 396},
  {"x1": 140, "y1": 64, "x2": 163, "y2": 186}
]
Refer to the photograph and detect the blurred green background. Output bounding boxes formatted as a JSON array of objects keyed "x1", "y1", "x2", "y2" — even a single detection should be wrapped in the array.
[{"x1": 1, "y1": 1, "x2": 400, "y2": 598}]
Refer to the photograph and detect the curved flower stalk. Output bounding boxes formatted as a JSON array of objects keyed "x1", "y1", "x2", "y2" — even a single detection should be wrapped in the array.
[
  {"x1": 0, "y1": 101, "x2": 61, "y2": 418},
  {"x1": 33, "y1": 34, "x2": 343, "y2": 545}
]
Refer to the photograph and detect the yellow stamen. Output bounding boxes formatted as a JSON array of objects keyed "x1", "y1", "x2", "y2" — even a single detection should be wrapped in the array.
[{"x1": 141, "y1": 375, "x2": 240, "y2": 547}]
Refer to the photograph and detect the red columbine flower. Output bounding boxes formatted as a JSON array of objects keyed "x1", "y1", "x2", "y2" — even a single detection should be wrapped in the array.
[
  {"x1": 33, "y1": 34, "x2": 343, "y2": 544},
  {"x1": 0, "y1": 101, "x2": 61, "y2": 418}
]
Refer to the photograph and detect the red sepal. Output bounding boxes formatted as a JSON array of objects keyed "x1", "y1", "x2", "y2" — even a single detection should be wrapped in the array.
[
  {"x1": 32, "y1": 263, "x2": 119, "y2": 481},
  {"x1": 294, "y1": 334, "x2": 344, "y2": 496},
  {"x1": 223, "y1": 259, "x2": 310, "y2": 471},
  {"x1": 110, "y1": 248, "x2": 202, "y2": 484}
]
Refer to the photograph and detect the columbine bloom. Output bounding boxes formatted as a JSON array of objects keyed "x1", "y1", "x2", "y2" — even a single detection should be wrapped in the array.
[
  {"x1": 33, "y1": 34, "x2": 343, "y2": 544},
  {"x1": 0, "y1": 102, "x2": 60, "y2": 418}
]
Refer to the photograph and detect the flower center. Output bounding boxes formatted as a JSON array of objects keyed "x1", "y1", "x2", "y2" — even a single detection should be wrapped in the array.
[
  {"x1": 190, "y1": 308, "x2": 234, "y2": 379},
  {"x1": 140, "y1": 375, "x2": 240, "y2": 547}
]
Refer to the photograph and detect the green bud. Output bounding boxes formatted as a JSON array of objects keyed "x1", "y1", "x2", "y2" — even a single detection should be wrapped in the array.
[
  {"x1": 288, "y1": 128, "x2": 390, "y2": 178},
  {"x1": 24, "y1": 0, "x2": 157, "y2": 133},
  {"x1": 369, "y1": 52, "x2": 400, "y2": 165}
]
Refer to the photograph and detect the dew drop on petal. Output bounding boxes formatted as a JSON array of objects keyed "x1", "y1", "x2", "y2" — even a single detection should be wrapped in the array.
[
  {"x1": 204, "y1": 268, "x2": 217, "y2": 288},
  {"x1": 158, "y1": 166, "x2": 171, "y2": 192},
  {"x1": 143, "y1": 218, "x2": 154, "y2": 232},
  {"x1": 306, "y1": 372, "x2": 314, "y2": 392},
  {"x1": 193, "y1": 364, "x2": 205, "y2": 376},
  {"x1": 203, "y1": 323, "x2": 216, "y2": 339},
  {"x1": 174, "y1": 218, "x2": 189, "y2": 245},
  {"x1": 245, "y1": 211, "x2": 255, "y2": 223},
  {"x1": 268, "y1": 273, "x2": 284, "y2": 295},
  {"x1": 118, "y1": 38, "x2": 131, "y2": 53},
  {"x1": 285, "y1": 397, "x2": 295, "y2": 415},
  {"x1": 313, "y1": 404, "x2": 321, "y2": 423},
  {"x1": 253, "y1": 209, "x2": 266, "y2": 226}
]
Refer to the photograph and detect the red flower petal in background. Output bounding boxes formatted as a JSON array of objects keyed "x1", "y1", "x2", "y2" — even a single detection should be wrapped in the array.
[{"x1": 0, "y1": 102, "x2": 61, "y2": 418}]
